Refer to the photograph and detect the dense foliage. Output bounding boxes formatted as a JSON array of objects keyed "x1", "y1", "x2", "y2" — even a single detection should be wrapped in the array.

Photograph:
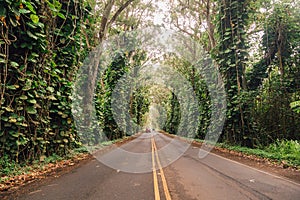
[
  {"x1": 0, "y1": 0, "x2": 94, "y2": 162},
  {"x1": 96, "y1": 51, "x2": 150, "y2": 141}
]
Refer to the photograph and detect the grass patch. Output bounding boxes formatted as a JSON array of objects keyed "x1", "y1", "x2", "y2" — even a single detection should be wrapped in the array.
[
  {"x1": 0, "y1": 136, "x2": 129, "y2": 180},
  {"x1": 0, "y1": 153, "x2": 66, "y2": 180},
  {"x1": 215, "y1": 139, "x2": 300, "y2": 168},
  {"x1": 192, "y1": 138, "x2": 300, "y2": 168}
]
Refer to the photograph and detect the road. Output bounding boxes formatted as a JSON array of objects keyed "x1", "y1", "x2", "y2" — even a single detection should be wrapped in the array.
[{"x1": 14, "y1": 132, "x2": 300, "y2": 200}]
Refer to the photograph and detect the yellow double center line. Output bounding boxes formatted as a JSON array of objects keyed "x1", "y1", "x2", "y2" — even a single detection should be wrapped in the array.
[{"x1": 151, "y1": 135, "x2": 171, "y2": 200}]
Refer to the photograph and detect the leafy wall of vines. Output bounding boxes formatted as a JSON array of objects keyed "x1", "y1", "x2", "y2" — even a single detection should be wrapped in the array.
[{"x1": 0, "y1": 0, "x2": 92, "y2": 162}]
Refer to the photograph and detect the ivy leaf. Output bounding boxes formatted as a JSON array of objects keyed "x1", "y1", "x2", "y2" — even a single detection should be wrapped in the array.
[
  {"x1": 4, "y1": 107, "x2": 14, "y2": 112},
  {"x1": 2, "y1": 116, "x2": 8, "y2": 121},
  {"x1": 8, "y1": 118, "x2": 17, "y2": 123},
  {"x1": 19, "y1": 123, "x2": 28, "y2": 127},
  {"x1": 28, "y1": 99, "x2": 37, "y2": 104},
  {"x1": 10, "y1": 132, "x2": 19, "y2": 138},
  {"x1": 47, "y1": 95, "x2": 57, "y2": 100},
  {"x1": 47, "y1": 86, "x2": 55, "y2": 93},
  {"x1": 26, "y1": 106, "x2": 37, "y2": 114},
  {"x1": 17, "y1": 139, "x2": 28, "y2": 146},
  {"x1": 30, "y1": 14, "x2": 39, "y2": 24},
  {"x1": 22, "y1": 80, "x2": 32, "y2": 91}
]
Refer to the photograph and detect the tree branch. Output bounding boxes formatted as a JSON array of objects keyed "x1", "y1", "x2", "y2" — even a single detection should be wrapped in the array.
[
  {"x1": 99, "y1": 0, "x2": 115, "y2": 41},
  {"x1": 108, "y1": 0, "x2": 136, "y2": 27}
]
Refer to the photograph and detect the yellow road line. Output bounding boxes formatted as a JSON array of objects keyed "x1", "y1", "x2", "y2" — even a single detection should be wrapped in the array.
[
  {"x1": 152, "y1": 137, "x2": 160, "y2": 200},
  {"x1": 152, "y1": 135, "x2": 172, "y2": 200}
]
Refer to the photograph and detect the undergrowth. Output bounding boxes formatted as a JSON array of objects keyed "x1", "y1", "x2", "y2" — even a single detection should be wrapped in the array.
[
  {"x1": 0, "y1": 137, "x2": 126, "y2": 181},
  {"x1": 216, "y1": 139, "x2": 300, "y2": 168}
]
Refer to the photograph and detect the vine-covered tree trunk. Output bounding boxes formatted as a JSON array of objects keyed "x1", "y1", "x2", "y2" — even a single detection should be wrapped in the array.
[{"x1": 215, "y1": 0, "x2": 251, "y2": 145}]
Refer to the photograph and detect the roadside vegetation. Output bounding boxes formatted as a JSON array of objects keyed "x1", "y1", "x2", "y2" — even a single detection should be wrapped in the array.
[
  {"x1": 0, "y1": 147, "x2": 88, "y2": 182},
  {"x1": 0, "y1": 138, "x2": 126, "y2": 188},
  {"x1": 215, "y1": 139, "x2": 300, "y2": 168}
]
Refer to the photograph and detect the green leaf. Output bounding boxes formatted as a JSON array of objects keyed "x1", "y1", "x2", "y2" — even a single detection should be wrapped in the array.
[
  {"x1": 225, "y1": 49, "x2": 232, "y2": 53},
  {"x1": 290, "y1": 101, "x2": 300, "y2": 108},
  {"x1": 8, "y1": 118, "x2": 17, "y2": 123},
  {"x1": 26, "y1": 22, "x2": 37, "y2": 28},
  {"x1": 290, "y1": 101, "x2": 300, "y2": 113},
  {"x1": 24, "y1": 1, "x2": 36, "y2": 14},
  {"x1": 31, "y1": 52, "x2": 39, "y2": 57},
  {"x1": 6, "y1": 85, "x2": 17, "y2": 90},
  {"x1": 4, "y1": 107, "x2": 14, "y2": 112},
  {"x1": 28, "y1": 57, "x2": 37, "y2": 63},
  {"x1": 11, "y1": 6, "x2": 20, "y2": 16},
  {"x1": 10, "y1": 132, "x2": 19, "y2": 138},
  {"x1": 17, "y1": 107, "x2": 24, "y2": 111},
  {"x1": 0, "y1": 58, "x2": 6, "y2": 63},
  {"x1": 22, "y1": 80, "x2": 32, "y2": 91},
  {"x1": 47, "y1": 95, "x2": 57, "y2": 100},
  {"x1": 47, "y1": 86, "x2": 55, "y2": 93},
  {"x1": 2, "y1": 116, "x2": 8, "y2": 121},
  {"x1": 17, "y1": 139, "x2": 28, "y2": 146},
  {"x1": 19, "y1": 9, "x2": 31, "y2": 14},
  {"x1": 57, "y1": 13, "x2": 66, "y2": 19},
  {"x1": 36, "y1": 22, "x2": 44, "y2": 28},
  {"x1": 27, "y1": 30, "x2": 38, "y2": 40},
  {"x1": 26, "y1": 106, "x2": 37, "y2": 114},
  {"x1": 30, "y1": 14, "x2": 39, "y2": 24},
  {"x1": 28, "y1": 99, "x2": 37, "y2": 104},
  {"x1": 0, "y1": 7, "x2": 7, "y2": 16},
  {"x1": 35, "y1": 33, "x2": 46, "y2": 38},
  {"x1": 10, "y1": 61, "x2": 19, "y2": 67}
]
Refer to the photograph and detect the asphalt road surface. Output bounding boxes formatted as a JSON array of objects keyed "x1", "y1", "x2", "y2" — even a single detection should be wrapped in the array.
[{"x1": 16, "y1": 132, "x2": 300, "y2": 200}]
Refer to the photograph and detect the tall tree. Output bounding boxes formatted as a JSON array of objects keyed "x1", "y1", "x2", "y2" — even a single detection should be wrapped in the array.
[
  {"x1": 248, "y1": 1, "x2": 300, "y2": 90},
  {"x1": 82, "y1": 0, "x2": 137, "y2": 128},
  {"x1": 215, "y1": 0, "x2": 251, "y2": 145}
]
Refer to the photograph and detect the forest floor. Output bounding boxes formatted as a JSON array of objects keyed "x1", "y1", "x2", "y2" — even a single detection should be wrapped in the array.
[{"x1": 0, "y1": 133, "x2": 299, "y2": 198}]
